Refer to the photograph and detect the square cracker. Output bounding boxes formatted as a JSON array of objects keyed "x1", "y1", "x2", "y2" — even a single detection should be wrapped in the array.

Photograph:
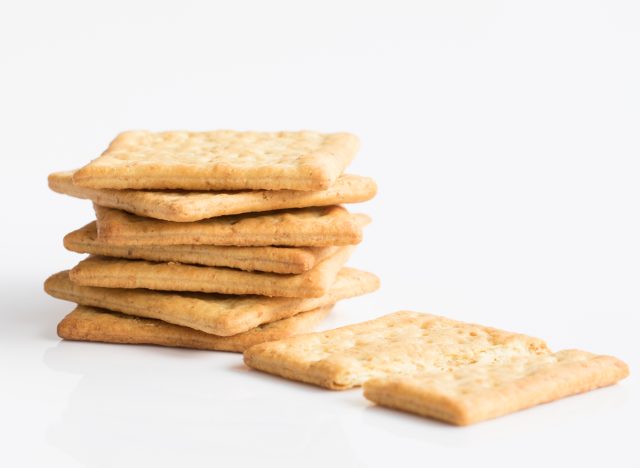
[
  {"x1": 50, "y1": 170, "x2": 376, "y2": 222},
  {"x1": 65, "y1": 222, "x2": 340, "y2": 274},
  {"x1": 69, "y1": 246, "x2": 354, "y2": 298},
  {"x1": 363, "y1": 349, "x2": 629, "y2": 425},
  {"x1": 45, "y1": 268, "x2": 379, "y2": 336},
  {"x1": 57, "y1": 305, "x2": 333, "y2": 353},
  {"x1": 243, "y1": 311, "x2": 550, "y2": 389},
  {"x1": 72, "y1": 130, "x2": 359, "y2": 191},
  {"x1": 94, "y1": 205, "x2": 367, "y2": 247}
]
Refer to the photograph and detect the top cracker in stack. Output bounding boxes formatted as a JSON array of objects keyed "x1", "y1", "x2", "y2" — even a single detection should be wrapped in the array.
[{"x1": 72, "y1": 130, "x2": 360, "y2": 191}]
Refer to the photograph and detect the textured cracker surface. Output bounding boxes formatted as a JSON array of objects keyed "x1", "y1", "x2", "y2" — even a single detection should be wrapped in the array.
[
  {"x1": 72, "y1": 131, "x2": 359, "y2": 191},
  {"x1": 65, "y1": 222, "x2": 339, "y2": 274},
  {"x1": 51, "y1": 171, "x2": 376, "y2": 222},
  {"x1": 95, "y1": 205, "x2": 367, "y2": 247},
  {"x1": 57, "y1": 305, "x2": 332, "y2": 353},
  {"x1": 45, "y1": 268, "x2": 379, "y2": 336},
  {"x1": 243, "y1": 311, "x2": 550, "y2": 390},
  {"x1": 69, "y1": 246, "x2": 354, "y2": 298},
  {"x1": 363, "y1": 349, "x2": 629, "y2": 425}
]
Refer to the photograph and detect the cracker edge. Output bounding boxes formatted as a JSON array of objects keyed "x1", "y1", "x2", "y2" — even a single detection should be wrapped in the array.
[
  {"x1": 57, "y1": 304, "x2": 334, "y2": 353},
  {"x1": 63, "y1": 221, "x2": 335, "y2": 274},
  {"x1": 95, "y1": 204, "x2": 365, "y2": 247},
  {"x1": 52, "y1": 170, "x2": 377, "y2": 222},
  {"x1": 67, "y1": 245, "x2": 354, "y2": 298}
]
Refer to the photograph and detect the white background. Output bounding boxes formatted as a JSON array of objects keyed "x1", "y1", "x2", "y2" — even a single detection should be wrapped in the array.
[{"x1": 1, "y1": 1, "x2": 639, "y2": 466}]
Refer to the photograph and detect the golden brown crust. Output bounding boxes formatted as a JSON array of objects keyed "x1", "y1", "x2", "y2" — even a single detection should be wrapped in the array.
[
  {"x1": 64, "y1": 222, "x2": 339, "y2": 274},
  {"x1": 57, "y1": 305, "x2": 333, "y2": 353},
  {"x1": 45, "y1": 268, "x2": 380, "y2": 336},
  {"x1": 68, "y1": 246, "x2": 354, "y2": 298},
  {"x1": 94, "y1": 205, "x2": 365, "y2": 247},
  {"x1": 243, "y1": 311, "x2": 550, "y2": 390},
  {"x1": 50, "y1": 171, "x2": 376, "y2": 222},
  {"x1": 363, "y1": 350, "x2": 630, "y2": 425},
  {"x1": 72, "y1": 131, "x2": 359, "y2": 191}
]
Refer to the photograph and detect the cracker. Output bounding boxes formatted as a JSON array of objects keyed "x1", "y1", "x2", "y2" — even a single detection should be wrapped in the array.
[
  {"x1": 45, "y1": 268, "x2": 379, "y2": 336},
  {"x1": 57, "y1": 305, "x2": 332, "y2": 353},
  {"x1": 95, "y1": 205, "x2": 367, "y2": 247},
  {"x1": 72, "y1": 131, "x2": 359, "y2": 191},
  {"x1": 363, "y1": 349, "x2": 629, "y2": 425},
  {"x1": 243, "y1": 311, "x2": 550, "y2": 390},
  {"x1": 51, "y1": 170, "x2": 376, "y2": 222},
  {"x1": 64, "y1": 222, "x2": 340, "y2": 274},
  {"x1": 69, "y1": 246, "x2": 354, "y2": 298}
]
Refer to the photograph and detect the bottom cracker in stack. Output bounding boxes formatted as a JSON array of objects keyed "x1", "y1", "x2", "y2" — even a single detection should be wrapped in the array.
[
  {"x1": 243, "y1": 311, "x2": 629, "y2": 424},
  {"x1": 57, "y1": 305, "x2": 333, "y2": 353}
]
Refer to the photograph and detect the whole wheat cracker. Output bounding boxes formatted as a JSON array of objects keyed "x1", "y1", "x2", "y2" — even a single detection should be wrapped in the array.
[
  {"x1": 51, "y1": 171, "x2": 376, "y2": 222},
  {"x1": 95, "y1": 205, "x2": 367, "y2": 247},
  {"x1": 363, "y1": 349, "x2": 629, "y2": 425},
  {"x1": 69, "y1": 246, "x2": 354, "y2": 298},
  {"x1": 45, "y1": 268, "x2": 379, "y2": 336},
  {"x1": 72, "y1": 131, "x2": 359, "y2": 191},
  {"x1": 65, "y1": 222, "x2": 340, "y2": 274},
  {"x1": 243, "y1": 311, "x2": 550, "y2": 390},
  {"x1": 57, "y1": 305, "x2": 333, "y2": 353}
]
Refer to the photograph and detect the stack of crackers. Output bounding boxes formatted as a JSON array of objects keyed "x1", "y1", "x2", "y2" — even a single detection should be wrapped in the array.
[{"x1": 45, "y1": 130, "x2": 380, "y2": 352}]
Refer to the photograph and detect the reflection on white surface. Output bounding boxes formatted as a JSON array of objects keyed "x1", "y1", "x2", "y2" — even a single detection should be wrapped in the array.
[{"x1": 43, "y1": 341, "x2": 360, "y2": 467}]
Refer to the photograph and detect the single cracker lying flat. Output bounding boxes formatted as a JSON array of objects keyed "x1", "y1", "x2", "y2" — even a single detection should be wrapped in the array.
[
  {"x1": 243, "y1": 311, "x2": 550, "y2": 390},
  {"x1": 45, "y1": 268, "x2": 379, "y2": 336},
  {"x1": 95, "y1": 205, "x2": 367, "y2": 247},
  {"x1": 50, "y1": 170, "x2": 376, "y2": 222},
  {"x1": 72, "y1": 130, "x2": 359, "y2": 191},
  {"x1": 57, "y1": 305, "x2": 333, "y2": 353},
  {"x1": 363, "y1": 349, "x2": 629, "y2": 425},
  {"x1": 69, "y1": 246, "x2": 354, "y2": 298},
  {"x1": 65, "y1": 222, "x2": 340, "y2": 274}
]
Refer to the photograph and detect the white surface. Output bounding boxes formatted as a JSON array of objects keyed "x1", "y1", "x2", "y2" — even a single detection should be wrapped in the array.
[{"x1": 1, "y1": 1, "x2": 639, "y2": 466}]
